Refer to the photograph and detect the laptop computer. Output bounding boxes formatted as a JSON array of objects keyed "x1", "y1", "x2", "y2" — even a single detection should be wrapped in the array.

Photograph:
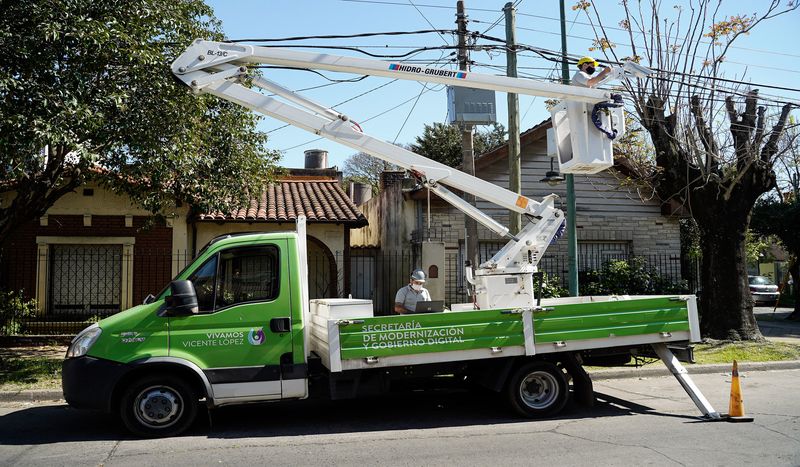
[{"x1": 414, "y1": 300, "x2": 445, "y2": 313}]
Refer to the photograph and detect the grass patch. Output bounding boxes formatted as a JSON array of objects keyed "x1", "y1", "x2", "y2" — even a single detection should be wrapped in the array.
[
  {"x1": 693, "y1": 341, "x2": 800, "y2": 364},
  {"x1": 0, "y1": 347, "x2": 63, "y2": 392}
]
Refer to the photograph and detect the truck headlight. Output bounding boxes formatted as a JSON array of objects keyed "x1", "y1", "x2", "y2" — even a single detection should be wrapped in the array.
[{"x1": 66, "y1": 324, "x2": 102, "y2": 358}]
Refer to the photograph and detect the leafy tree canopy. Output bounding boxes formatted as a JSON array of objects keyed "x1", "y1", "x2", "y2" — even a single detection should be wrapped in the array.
[
  {"x1": 410, "y1": 122, "x2": 506, "y2": 167},
  {"x1": 0, "y1": 0, "x2": 280, "y2": 243}
]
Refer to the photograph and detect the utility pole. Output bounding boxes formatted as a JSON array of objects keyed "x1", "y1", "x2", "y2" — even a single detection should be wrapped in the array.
[
  {"x1": 560, "y1": 0, "x2": 579, "y2": 297},
  {"x1": 504, "y1": 2, "x2": 521, "y2": 236},
  {"x1": 456, "y1": 1, "x2": 480, "y2": 275}
]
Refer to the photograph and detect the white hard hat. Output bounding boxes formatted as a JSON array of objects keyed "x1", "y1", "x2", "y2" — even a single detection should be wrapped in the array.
[{"x1": 410, "y1": 269, "x2": 426, "y2": 282}]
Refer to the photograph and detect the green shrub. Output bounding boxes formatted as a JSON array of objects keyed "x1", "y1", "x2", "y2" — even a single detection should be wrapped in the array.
[
  {"x1": 537, "y1": 272, "x2": 569, "y2": 298},
  {"x1": 580, "y1": 257, "x2": 688, "y2": 296},
  {"x1": 0, "y1": 291, "x2": 37, "y2": 336}
]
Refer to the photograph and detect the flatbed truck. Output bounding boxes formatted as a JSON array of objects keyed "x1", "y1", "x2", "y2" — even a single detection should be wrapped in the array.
[{"x1": 62, "y1": 40, "x2": 720, "y2": 437}]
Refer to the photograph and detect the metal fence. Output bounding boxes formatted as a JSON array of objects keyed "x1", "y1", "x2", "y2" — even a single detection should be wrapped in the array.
[{"x1": 1, "y1": 246, "x2": 696, "y2": 335}]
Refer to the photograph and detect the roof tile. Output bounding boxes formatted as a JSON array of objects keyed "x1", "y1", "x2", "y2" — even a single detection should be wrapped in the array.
[{"x1": 198, "y1": 179, "x2": 367, "y2": 226}]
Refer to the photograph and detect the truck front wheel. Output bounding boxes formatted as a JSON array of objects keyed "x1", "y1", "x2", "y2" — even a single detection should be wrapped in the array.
[
  {"x1": 506, "y1": 361, "x2": 568, "y2": 418},
  {"x1": 119, "y1": 373, "x2": 199, "y2": 437}
]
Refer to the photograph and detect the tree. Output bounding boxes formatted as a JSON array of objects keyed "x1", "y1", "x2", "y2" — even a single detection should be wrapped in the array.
[
  {"x1": 342, "y1": 152, "x2": 399, "y2": 194},
  {"x1": 0, "y1": 0, "x2": 280, "y2": 245},
  {"x1": 576, "y1": 0, "x2": 797, "y2": 340},
  {"x1": 410, "y1": 122, "x2": 506, "y2": 167}
]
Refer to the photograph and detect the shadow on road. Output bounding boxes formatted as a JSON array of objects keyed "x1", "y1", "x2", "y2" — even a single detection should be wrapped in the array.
[
  {"x1": 0, "y1": 404, "x2": 126, "y2": 444},
  {"x1": 0, "y1": 388, "x2": 703, "y2": 444}
]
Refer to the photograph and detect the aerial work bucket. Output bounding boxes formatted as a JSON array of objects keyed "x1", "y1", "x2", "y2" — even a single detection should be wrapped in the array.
[{"x1": 549, "y1": 99, "x2": 625, "y2": 174}]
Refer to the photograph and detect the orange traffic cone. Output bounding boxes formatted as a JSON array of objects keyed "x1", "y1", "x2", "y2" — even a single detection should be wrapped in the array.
[{"x1": 726, "y1": 360, "x2": 754, "y2": 422}]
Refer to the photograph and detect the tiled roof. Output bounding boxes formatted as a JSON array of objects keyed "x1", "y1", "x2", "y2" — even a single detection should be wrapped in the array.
[{"x1": 198, "y1": 178, "x2": 368, "y2": 226}]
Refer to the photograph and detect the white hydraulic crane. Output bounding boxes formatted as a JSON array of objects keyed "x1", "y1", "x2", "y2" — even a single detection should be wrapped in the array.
[{"x1": 172, "y1": 40, "x2": 626, "y2": 310}]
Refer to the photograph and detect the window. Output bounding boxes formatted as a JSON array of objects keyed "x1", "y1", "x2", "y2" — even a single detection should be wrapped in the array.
[
  {"x1": 188, "y1": 246, "x2": 280, "y2": 312},
  {"x1": 215, "y1": 246, "x2": 280, "y2": 308},
  {"x1": 188, "y1": 256, "x2": 218, "y2": 312}
]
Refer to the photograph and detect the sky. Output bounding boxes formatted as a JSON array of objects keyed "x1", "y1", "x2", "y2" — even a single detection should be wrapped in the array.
[{"x1": 204, "y1": 0, "x2": 800, "y2": 170}]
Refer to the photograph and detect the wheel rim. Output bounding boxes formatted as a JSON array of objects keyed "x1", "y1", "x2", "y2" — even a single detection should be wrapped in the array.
[
  {"x1": 133, "y1": 385, "x2": 184, "y2": 429},
  {"x1": 518, "y1": 370, "x2": 559, "y2": 409}
]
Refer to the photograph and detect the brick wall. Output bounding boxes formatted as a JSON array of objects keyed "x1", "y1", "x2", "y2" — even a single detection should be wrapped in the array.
[{"x1": 0, "y1": 215, "x2": 173, "y2": 306}]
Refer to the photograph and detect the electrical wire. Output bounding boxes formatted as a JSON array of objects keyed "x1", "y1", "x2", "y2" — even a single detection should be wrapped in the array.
[
  {"x1": 514, "y1": 10, "x2": 800, "y2": 60},
  {"x1": 225, "y1": 29, "x2": 456, "y2": 43},
  {"x1": 330, "y1": 0, "x2": 800, "y2": 61},
  {"x1": 252, "y1": 67, "x2": 371, "y2": 83},
  {"x1": 279, "y1": 81, "x2": 442, "y2": 152},
  {"x1": 246, "y1": 43, "x2": 459, "y2": 59},
  {"x1": 512, "y1": 25, "x2": 800, "y2": 76},
  {"x1": 407, "y1": 0, "x2": 450, "y2": 45},
  {"x1": 337, "y1": 0, "x2": 499, "y2": 13}
]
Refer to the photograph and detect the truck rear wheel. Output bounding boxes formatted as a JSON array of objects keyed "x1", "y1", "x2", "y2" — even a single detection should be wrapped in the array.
[
  {"x1": 506, "y1": 361, "x2": 568, "y2": 418},
  {"x1": 119, "y1": 373, "x2": 198, "y2": 438}
]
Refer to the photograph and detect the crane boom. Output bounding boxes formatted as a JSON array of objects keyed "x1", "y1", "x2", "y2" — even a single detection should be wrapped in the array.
[{"x1": 171, "y1": 39, "x2": 620, "y2": 309}]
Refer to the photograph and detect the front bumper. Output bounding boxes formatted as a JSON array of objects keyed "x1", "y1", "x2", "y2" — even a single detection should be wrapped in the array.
[
  {"x1": 62, "y1": 356, "x2": 128, "y2": 412},
  {"x1": 752, "y1": 292, "x2": 779, "y2": 303}
]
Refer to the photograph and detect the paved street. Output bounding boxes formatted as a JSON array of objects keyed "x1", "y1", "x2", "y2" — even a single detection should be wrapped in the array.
[{"x1": 1, "y1": 368, "x2": 798, "y2": 466}]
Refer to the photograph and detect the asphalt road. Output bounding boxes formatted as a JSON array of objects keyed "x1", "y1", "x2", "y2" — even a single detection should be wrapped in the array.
[{"x1": 1, "y1": 368, "x2": 798, "y2": 466}]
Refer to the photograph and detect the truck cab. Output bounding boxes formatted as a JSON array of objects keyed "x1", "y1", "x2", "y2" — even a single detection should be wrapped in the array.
[{"x1": 62, "y1": 232, "x2": 309, "y2": 437}]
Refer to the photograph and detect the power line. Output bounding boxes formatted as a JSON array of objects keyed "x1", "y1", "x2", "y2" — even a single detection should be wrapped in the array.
[
  {"x1": 331, "y1": 0, "x2": 800, "y2": 60},
  {"x1": 280, "y1": 82, "x2": 443, "y2": 152},
  {"x1": 244, "y1": 43, "x2": 459, "y2": 59},
  {"x1": 514, "y1": 10, "x2": 800, "y2": 60},
  {"x1": 512, "y1": 25, "x2": 800, "y2": 75},
  {"x1": 338, "y1": 0, "x2": 498, "y2": 13},
  {"x1": 225, "y1": 29, "x2": 456, "y2": 43},
  {"x1": 407, "y1": 0, "x2": 450, "y2": 45}
]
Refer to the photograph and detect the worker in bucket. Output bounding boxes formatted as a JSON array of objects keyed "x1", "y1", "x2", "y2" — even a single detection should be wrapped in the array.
[
  {"x1": 572, "y1": 56, "x2": 612, "y2": 88},
  {"x1": 394, "y1": 269, "x2": 432, "y2": 314}
]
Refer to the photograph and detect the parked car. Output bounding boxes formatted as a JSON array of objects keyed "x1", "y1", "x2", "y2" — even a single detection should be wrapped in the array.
[{"x1": 748, "y1": 275, "x2": 780, "y2": 305}]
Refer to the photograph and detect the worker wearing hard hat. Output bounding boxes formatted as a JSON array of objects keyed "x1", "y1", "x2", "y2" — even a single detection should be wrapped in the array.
[
  {"x1": 394, "y1": 269, "x2": 432, "y2": 314},
  {"x1": 572, "y1": 56, "x2": 612, "y2": 88}
]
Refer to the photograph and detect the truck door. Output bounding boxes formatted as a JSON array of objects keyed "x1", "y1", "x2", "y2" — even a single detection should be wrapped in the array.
[{"x1": 168, "y1": 241, "x2": 294, "y2": 401}]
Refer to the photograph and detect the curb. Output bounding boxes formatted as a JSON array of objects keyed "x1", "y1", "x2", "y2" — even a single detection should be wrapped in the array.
[
  {"x1": 589, "y1": 359, "x2": 800, "y2": 381},
  {"x1": 0, "y1": 389, "x2": 63, "y2": 403}
]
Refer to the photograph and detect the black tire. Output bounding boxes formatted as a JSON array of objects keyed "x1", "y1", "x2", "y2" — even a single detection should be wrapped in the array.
[
  {"x1": 119, "y1": 373, "x2": 199, "y2": 438},
  {"x1": 506, "y1": 361, "x2": 569, "y2": 418}
]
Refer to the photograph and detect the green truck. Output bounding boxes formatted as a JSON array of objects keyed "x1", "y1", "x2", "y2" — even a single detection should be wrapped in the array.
[{"x1": 63, "y1": 221, "x2": 716, "y2": 437}]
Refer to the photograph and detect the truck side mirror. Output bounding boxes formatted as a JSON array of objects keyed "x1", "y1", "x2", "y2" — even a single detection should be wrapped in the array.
[{"x1": 165, "y1": 280, "x2": 199, "y2": 315}]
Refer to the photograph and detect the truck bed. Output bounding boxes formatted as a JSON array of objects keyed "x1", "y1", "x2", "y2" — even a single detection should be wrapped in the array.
[{"x1": 309, "y1": 295, "x2": 700, "y2": 372}]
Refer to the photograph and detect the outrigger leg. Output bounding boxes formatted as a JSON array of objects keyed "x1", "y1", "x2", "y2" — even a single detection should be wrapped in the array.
[{"x1": 651, "y1": 343, "x2": 721, "y2": 420}]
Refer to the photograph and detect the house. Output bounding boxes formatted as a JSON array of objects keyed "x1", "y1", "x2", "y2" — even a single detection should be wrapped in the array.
[
  {"x1": 350, "y1": 121, "x2": 684, "y2": 308},
  {"x1": 0, "y1": 150, "x2": 367, "y2": 327}
]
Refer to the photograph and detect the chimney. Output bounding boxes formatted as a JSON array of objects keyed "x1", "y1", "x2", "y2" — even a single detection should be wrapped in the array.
[
  {"x1": 380, "y1": 171, "x2": 405, "y2": 190},
  {"x1": 349, "y1": 182, "x2": 373, "y2": 205},
  {"x1": 304, "y1": 149, "x2": 328, "y2": 169}
]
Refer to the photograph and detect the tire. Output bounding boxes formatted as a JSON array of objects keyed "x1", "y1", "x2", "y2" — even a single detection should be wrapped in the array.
[
  {"x1": 119, "y1": 373, "x2": 199, "y2": 438},
  {"x1": 506, "y1": 361, "x2": 569, "y2": 418}
]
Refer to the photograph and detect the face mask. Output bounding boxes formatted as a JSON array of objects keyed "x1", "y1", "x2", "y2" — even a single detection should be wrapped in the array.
[
  {"x1": 411, "y1": 284, "x2": 423, "y2": 292},
  {"x1": 585, "y1": 66, "x2": 596, "y2": 75}
]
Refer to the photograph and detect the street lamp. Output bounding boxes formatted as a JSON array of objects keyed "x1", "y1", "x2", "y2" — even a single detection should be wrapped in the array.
[{"x1": 540, "y1": 157, "x2": 565, "y2": 187}]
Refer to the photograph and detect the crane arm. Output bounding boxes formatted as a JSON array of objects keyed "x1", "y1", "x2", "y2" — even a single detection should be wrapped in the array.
[{"x1": 171, "y1": 40, "x2": 591, "y2": 274}]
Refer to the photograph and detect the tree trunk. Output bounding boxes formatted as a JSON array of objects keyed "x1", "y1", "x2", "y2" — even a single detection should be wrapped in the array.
[{"x1": 695, "y1": 210, "x2": 762, "y2": 340}]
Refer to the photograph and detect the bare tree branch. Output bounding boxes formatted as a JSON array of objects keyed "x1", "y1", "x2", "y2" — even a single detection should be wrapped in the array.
[{"x1": 761, "y1": 103, "x2": 796, "y2": 162}]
